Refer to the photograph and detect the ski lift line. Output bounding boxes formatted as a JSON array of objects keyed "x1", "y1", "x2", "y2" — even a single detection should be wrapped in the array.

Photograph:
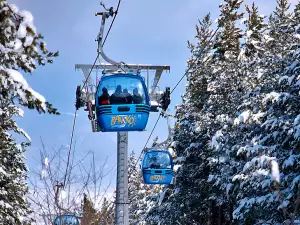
[
  {"x1": 102, "y1": 0, "x2": 121, "y2": 47},
  {"x1": 63, "y1": 110, "x2": 78, "y2": 188},
  {"x1": 132, "y1": 27, "x2": 221, "y2": 167},
  {"x1": 80, "y1": 53, "x2": 100, "y2": 92},
  {"x1": 63, "y1": 52, "x2": 100, "y2": 189},
  {"x1": 134, "y1": 113, "x2": 162, "y2": 167}
]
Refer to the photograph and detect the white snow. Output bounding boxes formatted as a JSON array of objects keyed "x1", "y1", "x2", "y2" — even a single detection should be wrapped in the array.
[
  {"x1": 40, "y1": 169, "x2": 47, "y2": 179},
  {"x1": 207, "y1": 174, "x2": 215, "y2": 182},
  {"x1": 211, "y1": 130, "x2": 223, "y2": 149},
  {"x1": 17, "y1": 23, "x2": 27, "y2": 39},
  {"x1": 158, "y1": 191, "x2": 165, "y2": 206},
  {"x1": 252, "y1": 112, "x2": 265, "y2": 123},
  {"x1": 5, "y1": 69, "x2": 47, "y2": 111},
  {"x1": 294, "y1": 115, "x2": 300, "y2": 139},
  {"x1": 232, "y1": 174, "x2": 248, "y2": 182},
  {"x1": 234, "y1": 110, "x2": 250, "y2": 125},
  {"x1": 14, "y1": 39, "x2": 22, "y2": 51},
  {"x1": 294, "y1": 33, "x2": 300, "y2": 39},
  {"x1": 257, "y1": 69, "x2": 264, "y2": 79},
  {"x1": 44, "y1": 157, "x2": 49, "y2": 168},
  {"x1": 17, "y1": 127, "x2": 31, "y2": 142},
  {"x1": 173, "y1": 165, "x2": 181, "y2": 172},
  {"x1": 59, "y1": 190, "x2": 67, "y2": 202},
  {"x1": 195, "y1": 125, "x2": 201, "y2": 133},
  {"x1": 150, "y1": 101, "x2": 159, "y2": 106},
  {"x1": 8, "y1": 4, "x2": 19, "y2": 14},
  {"x1": 0, "y1": 167, "x2": 7, "y2": 176},
  {"x1": 16, "y1": 107, "x2": 24, "y2": 117},
  {"x1": 263, "y1": 92, "x2": 290, "y2": 104},
  {"x1": 226, "y1": 183, "x2": 233, "y2": 195},
  {"x1": 270, "y1": 160, "x2": 280, "y2": 183}
]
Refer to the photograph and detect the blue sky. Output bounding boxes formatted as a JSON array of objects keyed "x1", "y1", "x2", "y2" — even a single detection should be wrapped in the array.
[{"x1": 9, "y1": 0, "x2": 298, "y2": 193}]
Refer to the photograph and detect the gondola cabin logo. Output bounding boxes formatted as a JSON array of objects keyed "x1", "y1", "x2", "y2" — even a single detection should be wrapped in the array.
[
  {"x1": 111, "y1": 115, "x2": 137, "y2": 128},
  {"x1": 150, "y1": 175, "x2": 166, "y2": 182}
]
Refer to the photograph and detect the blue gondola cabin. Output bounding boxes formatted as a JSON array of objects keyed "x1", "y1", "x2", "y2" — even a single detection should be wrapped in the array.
[
  {"x1": 95, "y1": 73, "x2": 150, "y2": 132},
  {"x1": 142, "y1": 150, "x2": 174, "y2": 184},
  {"x1": 54, "y1": 214, "x2": 79, "y2": 225}
]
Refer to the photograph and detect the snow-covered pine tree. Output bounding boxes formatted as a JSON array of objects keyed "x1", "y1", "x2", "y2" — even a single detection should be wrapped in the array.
[
  {"x1": 128, "y1": 150, "x2": 159, "y2": 225},
  {"x1": 232, "y1": 1, "x2": 300, "y2": 223},
  {"x1": 195, "y1": 0, "x2": 245, "y2": 223},
  {"x1": 293, "y1": 0, "x2": 300, "y2": 34},
  {"x1": 242, "y1": 3, "x2": 266, "y2": 59},
  {"x1": 239, "y1": 2, "x2": 267, "y2": 90},
  {"x1": 0, "y1": 1, "x2": 58, "y2": 223},
  {"x1": 145, "y1": 11, "x2": 223, "y2": 224},
  {"x1": 150, "y1": 1, "x2": 245, "y2": 223}
]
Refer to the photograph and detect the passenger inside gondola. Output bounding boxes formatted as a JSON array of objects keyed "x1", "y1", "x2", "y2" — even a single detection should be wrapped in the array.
[
  {"x1": 98, "y1": 87, "x2": 110, "y2": 105},
  {"x1": 132, "y1": 88, "x2": 143, "y2": 104},
  {"x1": 122, "y1": 88, "x2": 133, "y2": 104},
  {"x1": 143, "y1": 152, "x2": 172, "y2": 170},
  {"x1": 110, "y1": 85, "x2": 125, "y2": 104},
  {"x1": 149, "y1": 157, "x2": 160, "y2": 169}
]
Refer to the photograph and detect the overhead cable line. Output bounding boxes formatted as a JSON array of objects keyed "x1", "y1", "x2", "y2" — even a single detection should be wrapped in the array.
[
  {"x1": 134, "y1": 113, "x2": 162, "y2": 167},
  {"x1": 102, "y1": 0, "x2": 121, "y2": 46},
  {"x1": 63, "y1": 0, "x2": 122, "y2": 188},
  {"x1": 63, "y1": 54, "x2": 99, "y2": 188},
  {"x1": 135, "y1": 26, "x2": 221, "y2": 166}
]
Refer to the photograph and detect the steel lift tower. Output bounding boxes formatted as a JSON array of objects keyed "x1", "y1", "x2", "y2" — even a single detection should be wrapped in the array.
[{"x1": 75, "y1": 3, "x2": 170, "y2": 225}]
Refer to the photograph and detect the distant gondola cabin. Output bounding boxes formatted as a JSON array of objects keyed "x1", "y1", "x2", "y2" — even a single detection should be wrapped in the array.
[
  {"x1": 142, "y1": 150, "x2": 174, "y2": 185},
  {"x1": 54, "y1": 214, "x2": 79, "y2": 225}
]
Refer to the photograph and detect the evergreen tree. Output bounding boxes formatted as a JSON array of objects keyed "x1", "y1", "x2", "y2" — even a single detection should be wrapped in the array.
[
  {"x1": 145, "y1": 1, "x2": 300, "y2": 224},
  {"x1": 146, "y1": 11, "x2": 222, "y2": 224},
  {"x1": 293, "y1": 1, "x2": 300, "y2": 34},
  {"x1": 242, "y1": 2, "x2": 267, "y2": 60},
  {"x1": 81, "y1": 193, "x2": 97, "y2": 225},
  {"x1": 231, "y1": 1, "x2": 300, "y2": 223},
  {"x1": 0, "y1": 1, "x2": 58, "y2": 223},
  {"x1": 98, "y1": 197, "x2": 114, "y2": 225},
  {"x1": 146, "y1": 1, "x2": 246, "y2": 224}
]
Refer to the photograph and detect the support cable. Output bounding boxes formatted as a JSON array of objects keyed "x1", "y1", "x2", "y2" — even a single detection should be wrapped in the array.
[
  {"x1": 102, "y1": 0, "x2": 121, "y2": 46},
  {"x1": 134, "y1": 113, "x2": 162, "y2": 167},
  {"x1": 134, "y1": 26, "x2": 221, "y2": 166},
  {"x1": 63, "y1": 53, "x2": 100, "y2": 188},
  {"x1": 63, "y1": 0, "x2": 123, "y2": 188}
]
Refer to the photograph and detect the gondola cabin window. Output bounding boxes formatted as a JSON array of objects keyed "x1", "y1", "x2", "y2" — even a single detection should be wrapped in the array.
[
  {"x1": 142, "y1": 151, "x2": 172, "y2": 169},
  {"x1": 97, "y1": 76, "x2": 146, "y2": 105}
]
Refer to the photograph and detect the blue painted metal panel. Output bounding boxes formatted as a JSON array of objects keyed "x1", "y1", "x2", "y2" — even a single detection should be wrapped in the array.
[
  {"x1": 96, "y1": 105, "x2": 149, "y2": 132},
  {"x1": 142, "y1": 169, "x2": 173, "y2": 184}
]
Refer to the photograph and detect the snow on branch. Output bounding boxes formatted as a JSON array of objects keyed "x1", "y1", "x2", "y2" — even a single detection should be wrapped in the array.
[{"x1": 4, "y1": 69, "x2": 47, "y2": 111}]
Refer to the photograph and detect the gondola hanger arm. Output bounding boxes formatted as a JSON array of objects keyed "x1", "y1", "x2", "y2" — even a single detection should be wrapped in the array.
[{"x1": 95, "y1": 5, "x2": 122, "y2": 68}]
